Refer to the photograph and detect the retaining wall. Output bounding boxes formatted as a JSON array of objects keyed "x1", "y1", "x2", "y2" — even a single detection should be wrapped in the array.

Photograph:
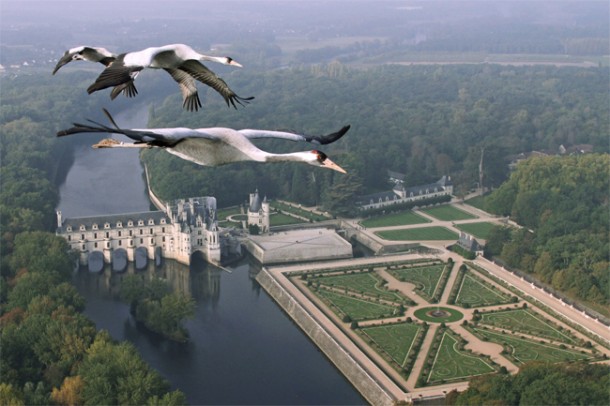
[{"x1": 256, "y1": 268, "x2": 396, "y2": 406}]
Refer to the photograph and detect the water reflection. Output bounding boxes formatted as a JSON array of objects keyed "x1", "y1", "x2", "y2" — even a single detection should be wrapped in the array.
[{"x1": 77, "y1": 253, "x2": 224, "y2": 304}]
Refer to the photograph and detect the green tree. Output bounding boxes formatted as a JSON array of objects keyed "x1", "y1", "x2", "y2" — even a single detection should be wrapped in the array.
[{"x1": 8, "y1": 232, "x2": 75, "y2": 279}]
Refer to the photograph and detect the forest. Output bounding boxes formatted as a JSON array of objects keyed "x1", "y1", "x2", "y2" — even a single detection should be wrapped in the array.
[
  {"x1": 447, "y1": 361, "x2": 610, "y2": 405},
  {"x1": 142, "y1": 63, "x2": 608, "y2": 211},
  {"x1": 0, "y1": 74, "x2": 186, "y2": 405},
  {"x1": 484, "y1": 154, "x2": 609, "y2": 314}
]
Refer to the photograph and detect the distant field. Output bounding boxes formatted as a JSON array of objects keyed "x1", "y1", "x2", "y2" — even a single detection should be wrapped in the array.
[
  {"x1": 455, "y1": 222, "x2": 496, "y2": 240},
  {"x1": 360, "y1": 211, "x2": 430, "y2": 228},
  {"x1": 421, "y1": 205, "x2": 477, "y2": 221},
  {"x1": 376, "y1": 227, "x2": 458, "y2": 241}
]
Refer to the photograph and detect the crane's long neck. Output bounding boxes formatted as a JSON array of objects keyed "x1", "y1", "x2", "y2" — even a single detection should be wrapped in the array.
[
  {"x1": 264, "y1": 152, "x2": 311, "y2": 164},
  {"x1": 199, "y1": 55, "x2": 227, "y2": 64}
]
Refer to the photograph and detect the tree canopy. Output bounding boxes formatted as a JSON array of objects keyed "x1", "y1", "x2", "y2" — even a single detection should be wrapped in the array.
[
  {"x1": 142, "y1": 64, "x2": 608, "y2": 211},
  {"x1": 484, "y1": 154, "x2": 609, "y2": 311},
  {"x1": 448, "y1": 362, "x2": 610, "y2": 406}
]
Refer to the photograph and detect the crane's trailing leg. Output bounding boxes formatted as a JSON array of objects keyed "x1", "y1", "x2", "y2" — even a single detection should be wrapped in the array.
[{"x1": 93, "y1": 138, "x2": 151, "y2": 149}]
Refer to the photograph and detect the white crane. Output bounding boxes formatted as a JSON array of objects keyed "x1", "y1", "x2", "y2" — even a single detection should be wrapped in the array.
[
  {"x1": 86, "y1": 44, "x2": 253, "y2": 111},
  {"x1": 57, "y1": 109, "x2": 349, "y2": 173},
  {"x1": 53, "y1": 46, "x2": 137, "y2": 99}
]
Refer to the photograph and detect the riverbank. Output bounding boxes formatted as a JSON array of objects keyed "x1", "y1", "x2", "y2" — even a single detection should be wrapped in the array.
[{"x1": 256, "y1": 267, "x2": 396, "y2": 406}]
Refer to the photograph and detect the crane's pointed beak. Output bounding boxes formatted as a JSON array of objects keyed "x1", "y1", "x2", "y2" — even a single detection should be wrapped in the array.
[
  {"x1": 228, "y1": 60, "x2": 243, "y2": 68},
  {"x1": 322, "y1": 157, "x2": 347, "y2": 174},
  {"x1": 52, "y1": 53, "x2": 72, "y2": 75}
]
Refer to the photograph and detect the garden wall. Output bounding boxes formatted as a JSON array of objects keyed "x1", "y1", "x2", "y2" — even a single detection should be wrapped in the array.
[{"x1": 256, "y1": 268, "x2": 396, "y2": 406}]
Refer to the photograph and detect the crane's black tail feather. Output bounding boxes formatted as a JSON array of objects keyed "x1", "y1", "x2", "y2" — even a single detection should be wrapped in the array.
[{"x1": 57, "y1": 109, "x2": 123, "y2": 138}]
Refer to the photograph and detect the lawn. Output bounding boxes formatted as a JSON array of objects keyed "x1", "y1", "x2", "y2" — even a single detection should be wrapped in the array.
[
  {"x1": 386, "y1": 264, "x2": 447, "y2": 301},
  {"x1": 314, "y1": 289, "x2": 400, "y2": 321},
  {"x1": 360, "y1": 211, "x2": 430, "y2": 228},
  {"x1": 376, "y1": 227, "x2": 458, "y2": 241},
  {"x1": 472, "y1": 328, "x2": 591, "y2": 365},
  {"x1": 455, "y1": 273, "x2": 513, "y2": 308},
  {"x1": 270, "y1": 212, "x2": 306, "y2": 226},
  {"x1": 312, "y1": 272, "x2": 405, "y2": 302},
  {"x1": 420, "y1": 205, "x2": 477, "y2": 221},
  {"x1": 455, "y1": 222, "x2": 496, "y2": 240},
  {"x1": 427, "y1": 330, "x2": 495, "y2": 384},
  {"x1": 479, "y1": 309, "x2": 577, "y2": 344},
  {"x1": 271, "y1": 201, "x2": 329, "y2": 222},
  {"x1": 216, "y1": 206, "x2": 242, "y2": 220},
  {"x1": 464, "y1": 195, "x2": 486, "y2": 211},
  {"x1": 360, "y1": 323, "x2": 422, "y2": 367}
]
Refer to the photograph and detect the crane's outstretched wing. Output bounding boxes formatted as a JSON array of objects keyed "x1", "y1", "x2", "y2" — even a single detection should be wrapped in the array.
[
  {"x1": 109, "y1": 80, "x2": 139, "y2": 100},
  {"x1": 178, "y1": 60, "x2": 254, "y2": 109},
  {"x1": 164, "y1": 68, "x2": 202, "y2": 112},
  {"x1": 87, "y1": 55, "x2": 143, "y2": 94},
  {"x1": 56, "y1": 109, "x2": 191, "y2": 147},
  {"x1": 238, "y1": 125, "x2": 350, "y2": 145}
]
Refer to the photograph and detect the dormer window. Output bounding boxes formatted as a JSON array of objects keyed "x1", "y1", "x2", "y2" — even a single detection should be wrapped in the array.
[
  {"x1": 67, "y1": 226, "x2": 72, "y2": 232},
  {"x1": 117, "y1": 221, "x2": 122, "y2": 228},
  {"x1": 92, "y1": 224, "x2": 98, "y2": 230},
  {"x1": 79, "y1": 225, "x2": 86, "y2": 231},
  {"x1": 128, "y1": 221, "x2": 133, "y2": 227},
  {"x1": 104, "y1": 223, "x2": 110, "y2": 229},
  {"x1": 138, "y1": 220, "x2": 144, "y2": 226},
  {"x1": 160, "y1": 219, "x2": 166, "y2": 225},
  {"x1": 148, "y1": 219, "x2": 154, "y2": 225}
]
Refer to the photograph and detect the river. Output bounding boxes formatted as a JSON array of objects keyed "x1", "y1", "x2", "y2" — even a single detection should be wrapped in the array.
[{"x1": 58, "y1": 105, "x2": 365, "y2": 405}]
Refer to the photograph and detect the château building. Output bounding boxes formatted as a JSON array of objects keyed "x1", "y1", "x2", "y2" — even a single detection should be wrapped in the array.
[
  {"x1": 356, "y1": 175, "x2": 453, "y2": 211},
  {"x1": 56, "y1": 197, "x2": 224, "y2": 266}
]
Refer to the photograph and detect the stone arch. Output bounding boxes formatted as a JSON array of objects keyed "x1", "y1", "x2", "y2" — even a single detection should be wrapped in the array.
[
  {"x1": 112, "y1": 248, "x2": 128, "y2": 272},
  {"x1": 135, "y1": 246, "x2": 148, "y2": 270},
  {"x1": 87, "y1": 251, "x2": 104, "y2": 273}
]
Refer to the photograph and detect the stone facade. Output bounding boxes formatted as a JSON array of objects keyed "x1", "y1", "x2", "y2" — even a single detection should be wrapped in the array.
[
  {"x1": 247, "y1": 189, "x2": 270, "y2": 234},
  {"x1": 356, "y1": 175, "x2": 453, "y2": 211},
  {"x1": 56, "y1": 196, "x2": 222, "y2": 266}
]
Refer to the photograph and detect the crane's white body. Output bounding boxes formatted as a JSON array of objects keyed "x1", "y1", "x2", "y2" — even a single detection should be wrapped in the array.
[
  {"x1": 122, "y1": 44, "x2": 234, "y2": 68},
  {"x1": 86, "y1": 44, "x2": 248, "y2": 111},
  {"x1": 57, "y1": 113, "x2": 349, "y2": 173}
]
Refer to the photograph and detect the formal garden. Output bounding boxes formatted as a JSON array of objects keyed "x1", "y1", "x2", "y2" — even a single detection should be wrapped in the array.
[{"x1": 289, "y1": 256, "x2": 603, "y2": 390}]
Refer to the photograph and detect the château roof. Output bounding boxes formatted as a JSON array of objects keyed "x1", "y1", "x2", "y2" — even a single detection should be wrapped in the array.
[{"x1": 58, "y1": 211, "x2": 169, "y2": 233}]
